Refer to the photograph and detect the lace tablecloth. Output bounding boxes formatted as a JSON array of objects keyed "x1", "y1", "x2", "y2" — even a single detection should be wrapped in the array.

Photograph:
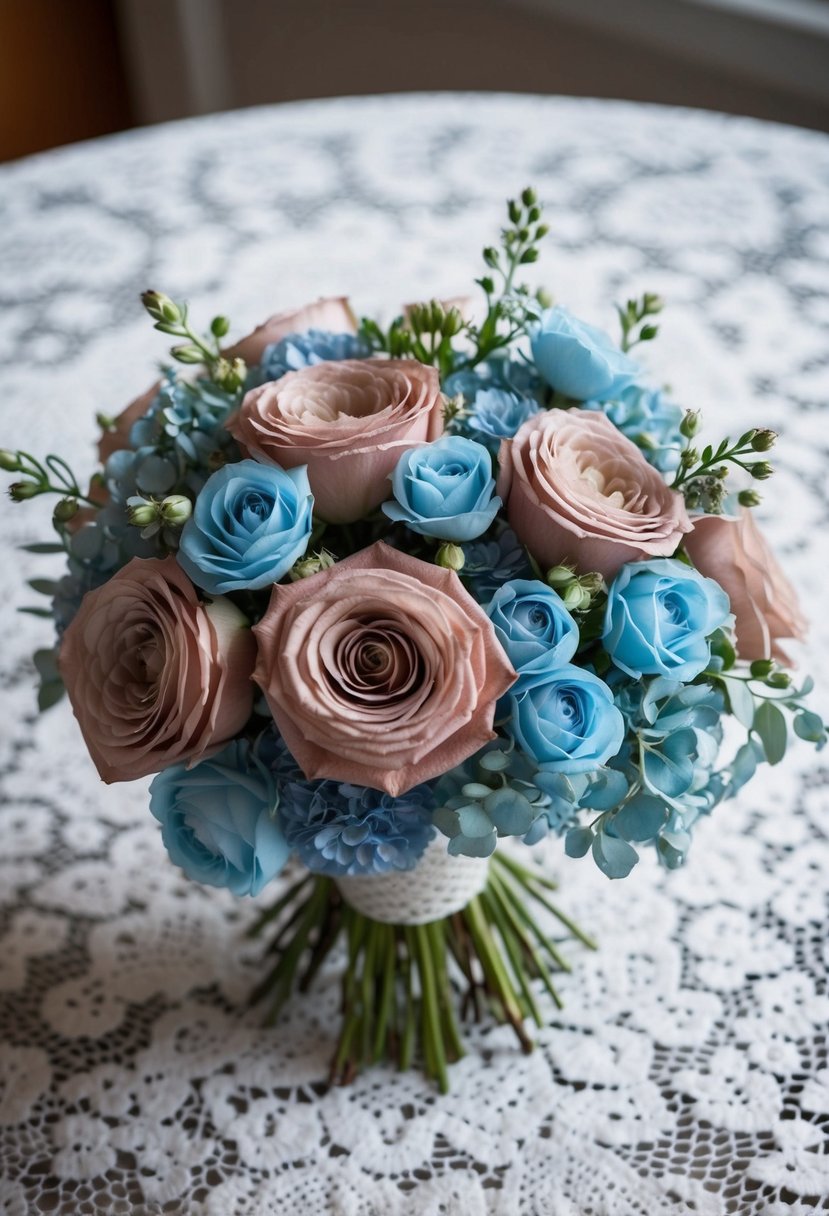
[{"x1": 1, "y1": 94, "x2": 828, "y2": 1215}]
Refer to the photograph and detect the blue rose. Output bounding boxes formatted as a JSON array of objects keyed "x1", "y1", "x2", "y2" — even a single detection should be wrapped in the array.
[
  {"x1": 177, "y1": 458, "x2": 313, "y2": 593},
  {"x1": 583, "y1": 385, "x2": 684, "y2": 472},
  {"x1": 603, "y1": 558, "x2": 732, "y2": 681},
  {"x1": 509, "y1": 665, "x2": 625, "y2": 772},
  {"x1": 486, "y1": 579, "x2": 579, "y2": 680},
  {"x1": 468, "y1": 388, "x2": 540, "y2": 448},
  {"x1": 531, "y1": 307, "x2": 639, "y2": 401},
  {"x1": 149, "y1": 740, "x2": 289, "y2": 896},
  {"x1": 382, "y1": 436, "x2": 500, "y2": 542}
]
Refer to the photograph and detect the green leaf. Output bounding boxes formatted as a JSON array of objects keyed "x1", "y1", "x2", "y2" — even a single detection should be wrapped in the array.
[
  {"x1": 592, "y1": 832, "x2": 639, "y2": 880},
  {"x1": 754, "y1": 700, "x2": 788, "y2": 765},
  {"x1": 725, "y1": 676, "x2": 756, "y2": 729},
  {"x1": 18, "y1": 606, "x2": 54, "y2": 618},
  {"x1": 709, "y1": 629, "x2": 736, "y2": 672},
  {"x1": 38, "y1": 681, "x2": 65, "y2": 712},
  {"x1": 20, "y1": 542, "x2": 64, "y2": 554},
  {"x1": 27, "y1": 578, "x2": 59, "y2": 597},
  {"x1": 565, "y1": 827, "x2": 593, "y2": 858},
  {"x1": 793, "y1": 710, "x2": 826, "y2": 744}
]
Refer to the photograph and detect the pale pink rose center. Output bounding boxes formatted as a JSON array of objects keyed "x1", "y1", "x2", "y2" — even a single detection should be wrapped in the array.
[
  {"x1": 276, "y1": 364, "x2": 411, "y2": 423},
  {"x1": 331, "y1": 619, "x2": 425, "y2": 704}
]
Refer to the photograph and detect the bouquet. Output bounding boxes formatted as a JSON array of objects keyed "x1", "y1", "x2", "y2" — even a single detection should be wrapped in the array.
[{"x1": 4, "y1": 189, "x2": 825, "y2": 1091}]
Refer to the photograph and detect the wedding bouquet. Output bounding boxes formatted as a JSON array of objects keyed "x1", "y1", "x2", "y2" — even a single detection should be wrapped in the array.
[{"x1": 4, "y1": 190, "x2": 824, "y2": 1090}]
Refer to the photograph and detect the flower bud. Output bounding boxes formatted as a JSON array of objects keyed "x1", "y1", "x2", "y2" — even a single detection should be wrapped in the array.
[
  {"x1": 160, "y1": 494, "x2": 192, "y2": 527},
  {"x1": 680, "y1": 447, "x2": 698, "y2": 467},
  {"x1": 750, "y1": 659, "x2": 774, "y2": 679},
  {"x1": 0, "y1": 449, "x2": 20, "y2": 472},
  {"x1": 435, "y1": 543, "x2": 465, "y2": 572},
  {"x1": 53, "y1": 497, "x2": 79, "y2": 522},
  {"x1": 171, "y1": 343, "x2": 204, "y2": 365},
  {"x1": 546, "y1": 563, "x2": 575, "y2": 588},
  {"x1": 289, "y1": 550, "x2": 336, "y2": 581},
  {"x1": 562, "y1": 583, "x2": 591, "y2": 612},
  {"x1": 8, "y1": 481, "x2": 38, "y2": 501},
  {"x1": 578, "y1": 572, "x2": 605, "y2": 596},
  {"x1": 210, "y1": 315, "x2": 231, "y2": 339},
  {"x1": 749, "y1": 461, "x2": 773, "y2": 480},
  {"x1": 521, "y1": 186, "x2": 537, "y2": 207},
  {"x1": 750, "y1": 428, "x2": 776, "y2": 452},
  {"x1": 127, "y1": 497, "x2": 160, "y2": 528},
  {"x1": 767, "y1": 671, "x2": 791, "y2": 689},
  {"x1": 738, "y1": 488, "x2": 761, "y2": 508},
  {"x1": 141, "y1": 290, "x2": 182, "y2": 325},
  {"x1": 679, "y1": 410, "x2": 701, "y2": 439}
]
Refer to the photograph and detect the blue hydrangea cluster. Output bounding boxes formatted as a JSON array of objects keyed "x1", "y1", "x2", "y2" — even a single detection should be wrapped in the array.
[
  {"x1": 249, "y1": 329, "x2": 372, "y2": 386},
  {"x1": 279, "y1": 779, "x2": 437, "y2": 876},
  {"x1": 461, "y1": 527, "x2": 533, "y2": 603},
  {"x1": 443, "y1": 357, "x2": 544, "y2": 450},
  {"x1": 583, "y1": 385, "x2": 684, "y2": 472}
]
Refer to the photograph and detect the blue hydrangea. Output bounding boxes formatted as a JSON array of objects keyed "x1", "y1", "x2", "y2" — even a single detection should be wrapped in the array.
[
  {"x1": 583, "y1": 385, "x2": 684, "y2": 472},
  {"x1": 128, "y1": 374, "x2": 242, "y2": 493},
  {"x1": 461, "y1": 527, "x2": 533, "y2": 603},
  {"x1": 279, "y1": 780, "x2": 436, "y2": 876},
  {"x1": 467, "y1": 388, "x2": 540, "y2": 449},
  {"x1": 249, "y1": 329, "x2": 372, "y2": 386}
]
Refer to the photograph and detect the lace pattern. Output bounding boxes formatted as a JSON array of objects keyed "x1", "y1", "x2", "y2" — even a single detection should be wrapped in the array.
[{"x1": 0, "y1": 93, "x2": 827, "y2": 1214}]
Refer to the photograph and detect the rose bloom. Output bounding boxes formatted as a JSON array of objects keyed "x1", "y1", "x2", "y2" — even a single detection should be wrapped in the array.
[
  {"x1": 253, "y1": 541, "x2": 516, "y2": 797},
  {"x1": 59, "y1": 557, "x2": 256, "y2": 783},
  {"x1": 685, "y1": 508, "x2": 807, "y2": 662},
  {"x1": 498, "y1": 409, "x2": 691, "y2": 580},
  {"x1": 229, "y1": 358, "x2": 444, "y2": 523},
  {"x1": 98, "y1": 297, "x2": 357, "y2": 463}
]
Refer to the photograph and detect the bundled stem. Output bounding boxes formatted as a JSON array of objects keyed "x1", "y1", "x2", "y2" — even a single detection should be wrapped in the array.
[{"x1": 248, "y1": 854, "x2": 595, "y2": 1093}]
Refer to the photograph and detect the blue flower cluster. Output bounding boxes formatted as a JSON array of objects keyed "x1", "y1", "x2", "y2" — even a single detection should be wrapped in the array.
[
  {"x1": 279, "y1": 779, "x2": 436, "y2": 876},
  {"x1": 250, "y1": 329, "x2": 372, "y2": 387},
  {"x1": 583, "y1": 385, "x2": 684, "y2": 473}
]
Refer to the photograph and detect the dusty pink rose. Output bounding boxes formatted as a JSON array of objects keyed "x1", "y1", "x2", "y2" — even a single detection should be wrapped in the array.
[
  {"x1": 59, "y1": 557, "x2": 256, "y2": 783},
  {"x1": 226, "y1": 296, "x2": 357, "y2": 365},
  {"x1": 229, "y1": 359, "x2": 444, "y2": 523},
  {"x1": 685, "y1": 509, "x2": 807, "y2": 663},
  {"x1": 498, "y1": 409, "x2": 692, "y2": 580},
  {"x1": 97, "y1": 298, "x2": 356, "y2": 464},
  {"x1": 253, "y1": 541, "x2": 516, "y2": 796}
]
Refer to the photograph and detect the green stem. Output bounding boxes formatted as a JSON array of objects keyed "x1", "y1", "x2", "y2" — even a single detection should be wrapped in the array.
[{"x1": 414, "y1": 924, "x2": 449, "y2": 1093}]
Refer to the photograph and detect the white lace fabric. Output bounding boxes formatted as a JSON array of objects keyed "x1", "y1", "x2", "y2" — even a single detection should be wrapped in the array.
[{"x1": 0, "y1": 94, "x2": 827, "y2": 1214}]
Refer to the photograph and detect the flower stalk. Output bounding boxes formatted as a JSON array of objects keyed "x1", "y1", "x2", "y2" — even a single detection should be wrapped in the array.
[{"x1": 248, "y1": 854, "x2": 595, "y2": 1092}]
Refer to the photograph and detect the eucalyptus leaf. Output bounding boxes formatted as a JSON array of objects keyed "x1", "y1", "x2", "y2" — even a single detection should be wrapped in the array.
[
  {"x1": 592, "y1": 832, "x2": 639, "y2": 880},
  {"x1": 725, "y1": 676, "x2": 756, "y2": 729},
  {"x1": 793, "y1": 710, "x2": 825, "y2": 744},
  {"x1": 564, "y1": 826, "x2": 594, "y2": 858},
  {"x1": 754, "y1": 700, "x2": 788, "y2": 765}
]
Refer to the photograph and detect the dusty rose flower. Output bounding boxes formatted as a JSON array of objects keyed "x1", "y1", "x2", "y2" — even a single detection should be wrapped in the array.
[
  {"x1": 253, "y1": 541, "x2": 516, "y2": 797},
  {"x1": 97, "y1": 298, "x2": 357, "y2": 464},
  {"x1": 229, "y1": 359, "x2": 444, "y2": 523},
  {"x1": 226, "y1": 296, "x2": 357, "y2": 365},
  {"x1": 498, "y1": 409, "x2": 692, "y2": 580},
  {"x1": 685, "y1": 509, "x2": 807, "y2": 662},
  {"x1": 60, "y1": 557, "x2": 256, "y2": 783}
]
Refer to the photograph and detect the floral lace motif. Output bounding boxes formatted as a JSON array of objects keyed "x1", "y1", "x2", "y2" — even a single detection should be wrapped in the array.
[{"x1": 0, "y1": 94, "x2": 827, "y2": 1214}]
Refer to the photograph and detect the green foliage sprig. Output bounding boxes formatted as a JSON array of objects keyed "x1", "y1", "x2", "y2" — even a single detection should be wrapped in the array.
[
  {"x1": 1, "y1": 449, "x2": 97, "y2": 513},
  {"x1": 141, "y1": 290, "x2": 247, "y2": 393},
  {"x1": 617, "y1": 292, "x2": 663, "y2": 352},
  {"x1": 671, "y1": 415, "x2": 776, "y2": 512}
]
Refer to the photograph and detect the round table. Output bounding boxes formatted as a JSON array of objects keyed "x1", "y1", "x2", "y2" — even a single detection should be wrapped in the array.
[{"x1": 1, "y1": 94, "x2": 828, "y2": 1216}]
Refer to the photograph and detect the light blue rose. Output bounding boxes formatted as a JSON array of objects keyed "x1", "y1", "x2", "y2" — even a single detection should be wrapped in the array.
[
  {"x1": 603, "y1": 558, "x2": 732, "y2": 681},
  {"x1": 382, "y1": 436, "x2": 500, "y2": 542},
  {"x1": 468, "y1": 388, "x2": 540, "y2": 448},
  {"x1": 177, "y1": 458, "x2": 313, "y2": 593},
  {"x1": 509, "y1": 665, "x2": 625, "y2": 772},
  {"x1": 531, "y1": 306, "x2": 639, "y2": 401},
  {"x1": 149, "y1": 741, "x2": 289, "y2": 896},
  {"x1": 486, "y1": 579, "x2": 579, "y2": 680}
]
